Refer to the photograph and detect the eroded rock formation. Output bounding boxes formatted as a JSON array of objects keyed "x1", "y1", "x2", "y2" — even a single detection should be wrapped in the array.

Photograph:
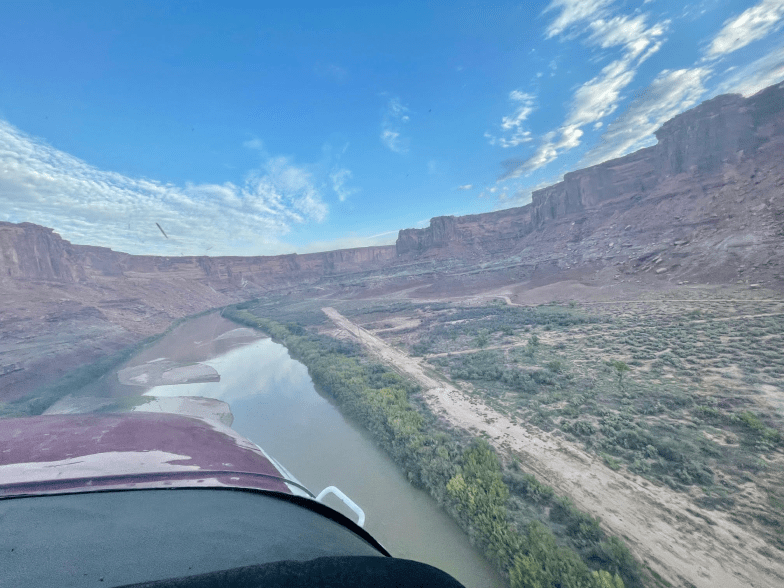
[
  {"x1": 0, "y1": 222, "x2": 396, "y2": 290},
  {"x1": 397, "y1": 83, "x2": 784, "y2": 257},
  {"x1": 0, "y1": 222, "x2": 395, "y2": 399}
]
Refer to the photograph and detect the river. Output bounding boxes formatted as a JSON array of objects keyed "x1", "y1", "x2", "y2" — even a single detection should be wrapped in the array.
[{"x1": 113, "y1": 313, "x2": 505, "y2": 588}]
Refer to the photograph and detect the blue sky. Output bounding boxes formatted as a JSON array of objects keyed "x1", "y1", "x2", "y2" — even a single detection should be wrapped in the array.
[{"x1": 1, "y1": 0, "x2": 783, "y2": 256}]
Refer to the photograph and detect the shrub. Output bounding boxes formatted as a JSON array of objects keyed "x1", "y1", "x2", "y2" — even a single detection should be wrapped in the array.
[
  {"x1": 602, "y1": 453, "x2": 622, "y2": 470},
  {"x1": 546, "y1": 360, "x2": 565, "y2": 373}
]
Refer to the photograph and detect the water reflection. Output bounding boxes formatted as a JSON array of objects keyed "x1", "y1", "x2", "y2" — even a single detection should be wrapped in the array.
[{"x1": 145, "y1": 339, "x2": 309, "y2": 405}]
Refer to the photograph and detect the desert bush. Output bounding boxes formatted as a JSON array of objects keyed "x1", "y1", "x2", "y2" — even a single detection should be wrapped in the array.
[
  {"x1": 562, "y1": 419, "x2": 596, "y2": 436},
  {"x1": 546, "y1": 359, "x2": 565, "y2": 373},
  {"x1": 411, "y1": 340, "x2": 432, "y2": 356}
]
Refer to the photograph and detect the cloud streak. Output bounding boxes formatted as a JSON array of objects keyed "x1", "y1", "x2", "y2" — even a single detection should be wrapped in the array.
[
  {"x1": 543, "y1": 0, "x2": 615, "y2": 39},
  {"x1": 705, "y1": 0, "x2": 784, "y2": 59},
  {"x1": 329, "y1": 167, "x2": 357, "y2": 202},
  {"x1": 486, "y1": 90, "x2": 536, "y2": 148},
  {"x1": 0, "y1": 119, "x2": 329, "y2": 256},
  {"x1": 581, "y1": 67, "x2": 710, "y2": 167},
  {"x1": 503, "y1": 9, "x2": 668, "y2": 178},
  {"x1": 578, "y1": 0, "x2": 784, "y2": 170},
  {"x1": 380, "y1": 97, "x2": 410, "y2": 153}
]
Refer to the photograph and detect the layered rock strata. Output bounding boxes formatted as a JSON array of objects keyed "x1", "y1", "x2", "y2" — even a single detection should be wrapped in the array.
[{"x1": 396, "y1": 83, "x2": 784, "y2": 257}]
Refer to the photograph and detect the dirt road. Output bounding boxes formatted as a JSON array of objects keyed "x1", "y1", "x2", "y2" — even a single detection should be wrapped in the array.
[{"x1": 323, "y1": 306, "x2": 784, "y2": 588}]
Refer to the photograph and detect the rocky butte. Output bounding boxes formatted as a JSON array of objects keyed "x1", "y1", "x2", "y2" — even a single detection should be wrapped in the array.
[{"x1": 1, "y1": 81, "x2": 783, "y2": 402}]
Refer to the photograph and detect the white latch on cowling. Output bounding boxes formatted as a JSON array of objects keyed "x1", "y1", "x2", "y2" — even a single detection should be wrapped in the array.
[{"x1": 315, "y1": 486, "x2": 365, "y2": 527}]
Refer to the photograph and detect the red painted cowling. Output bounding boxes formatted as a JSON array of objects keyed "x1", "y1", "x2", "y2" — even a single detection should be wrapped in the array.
[
  {"x1": 0, "y1": 412, "x2": 308, "y2": 497},
  {"x1": 0, "y1": 413, "x2": 472, "y2": 587}
]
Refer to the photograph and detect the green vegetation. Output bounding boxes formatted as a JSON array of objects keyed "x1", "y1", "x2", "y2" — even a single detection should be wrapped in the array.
[
  {"x1": 611, "y1": 361, "x2": 630, "y2": 388},
  {"x1": 415, "y1": 300, "x2": 783, "y2": 502},
  {"x1": 358, "y1": 294, "x2": 784, "y2": 553},
  {"x1": 401, "y1": 303, "x2": 604, "y2": 358},
  {"x1": 225, "y1": 306, "x2": 641, "y2": 588}
]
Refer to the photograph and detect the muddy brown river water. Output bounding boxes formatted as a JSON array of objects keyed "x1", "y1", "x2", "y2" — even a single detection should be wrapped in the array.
[{"x1": 113, "y1": 313, "x2": 505, "y2": 588}]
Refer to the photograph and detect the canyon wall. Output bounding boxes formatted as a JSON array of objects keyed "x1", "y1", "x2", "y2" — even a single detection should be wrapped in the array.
[
  {"x1": 396, "y1": 207, "x2": 534, "y2": 256},
  {"x1": 0, "y1": 221, "x2": 396, "y2": 291},
  {"x1": 397, "y1": 83, "x2": 784, "y2": 256},
  {"x1": 0, "y1": 222, "x2": 396, "y2": 400}
]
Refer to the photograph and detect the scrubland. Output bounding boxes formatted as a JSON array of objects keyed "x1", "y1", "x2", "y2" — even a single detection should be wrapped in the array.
[{"x1": 341, "y1": 288, "x2": 784, "y2": 554}]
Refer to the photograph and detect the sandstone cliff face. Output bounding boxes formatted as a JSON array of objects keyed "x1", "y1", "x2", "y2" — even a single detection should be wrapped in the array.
[
  {"x1": 397, "y1": 216, "x2": 459, "y2": 254},
  {"x1": 530, "y1": 147, "x2": 659, "y2": 226},
  {"x1": 0, "y1": 221, "x2": 397, "y2": 400},
  {"x1": 0, "y1": 223, "x2": 81, "y2": 282},
  {"x1": 0, "y1": 221, "x2": 396, "y2": 289},
  {"x1": 398, "y1": 83, "x2": 784, "y2": 256},
  {"x1": 654, "y1": 94, "x2": 750, "y2": 176},
  {"x1": 396, "y1": 208, "x2": 534, "y2": 256}
]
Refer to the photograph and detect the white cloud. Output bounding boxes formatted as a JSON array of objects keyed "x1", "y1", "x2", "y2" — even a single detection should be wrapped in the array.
[
  {"x1": 567, "y1": 15, "x2": 668, "y2": 127},
  {"x1": 243, "y1": 138, "x2": 264, "y2": 150},
  {"x1": 504, "y1": 90, "x2": 535, "y2": 123},
  {"x1": 543, "y1": 0, "x2": 615, "y2": 38},
  {"x1": 329, "y1": 167, "x2": 357, "y2": 202},
  {"x1": 381, "y1": 129, "x2": 402, "y2": 152},
  {"x1": 487, "y1": 90, "x2": 536, "y2": 148},
  {"x1": 456, "y1": 184, "x2": 473, "y2": 190},
  {"x1": 712, "y1": 44, "x2": 784, "y2": 96},
  {"x1": 380, "y1": 97, "x2": 410, "y2": 153},
  {"x1": 705, "y1": 0, "x2": 784, "y2": 58},
  {"x1": 566, "y1": 59, "x2": 637, "y2": 127},
  {"x1": 581, "y1": 67, "x2": 710, "y2": 167},
  {"x1": 588, "y1": 14, "x2": 655, "y2": 49},
  {"x1": 504, "y1": 11, "x2": 667, "y2": 177},
  {"x1": 506, "y1": 126, "x2": 584, "y2": 177},
  {"x1": 321, "y1": 142, "x2": 358, "y2": 202},
  {"x1": 0, "y1": 119, "x2": 328, "y2": 256}
]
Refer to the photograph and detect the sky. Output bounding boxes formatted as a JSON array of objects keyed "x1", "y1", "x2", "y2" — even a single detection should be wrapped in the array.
[{"x1": 1, "y1": 0, "x2": 783, "y2": 257}]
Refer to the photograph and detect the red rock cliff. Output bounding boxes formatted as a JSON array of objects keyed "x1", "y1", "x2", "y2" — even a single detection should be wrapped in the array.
[
  {"x1": 397, "y1": 83, "x2": 784, "y2": 256},
  {"x1": 0, "y1": 221, "x2": 396, "y2": 290}
]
